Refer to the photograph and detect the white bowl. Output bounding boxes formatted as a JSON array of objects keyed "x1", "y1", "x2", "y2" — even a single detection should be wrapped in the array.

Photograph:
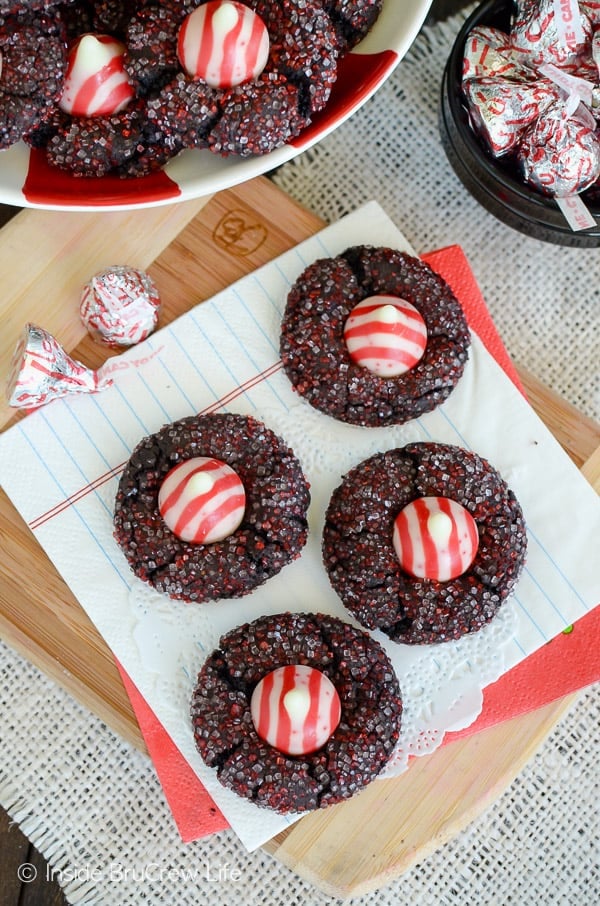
[{"x1": 0, "y1": 0, "x2": 432, "y2": 212}]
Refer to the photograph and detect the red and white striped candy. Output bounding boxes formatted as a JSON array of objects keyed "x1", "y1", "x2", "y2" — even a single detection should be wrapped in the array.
[
  {"x1": 6, "y1": 323, "x2": 112, "y2": 409},
  {"x1": 59, "y1": 34, "x2": 135, "y2": 117},
  {"x1": 344, "y1": 295, "x2": 428, "y2": 377},
  {"x1": 80, "y1": 266, "x2": 161, "y2": 348},
  {"x1": 393, "y1": 496, "x2": 479, "y2": 582},
  {"x1": 158, "y1": 457, "x2": 246, "y2": 544},
  {"x1": 250, "y1": 665, "x2": 341, "y2": 756},
  {"x1": 177, "y1": 0, "x2": 270, "y2": 89}
]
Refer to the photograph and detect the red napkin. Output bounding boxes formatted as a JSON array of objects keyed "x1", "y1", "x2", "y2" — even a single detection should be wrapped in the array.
[{"x1": 116, "y1": 244, "x2": 599, "y2": 842}]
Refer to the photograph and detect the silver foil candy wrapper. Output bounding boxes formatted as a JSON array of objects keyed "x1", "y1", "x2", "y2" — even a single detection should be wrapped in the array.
[
  {"x1": 6, "y1": 324, "x2": 112, "y2": 410},
  {"x1": 518, "y1": 100, "x2": 600, "y2": 195},
  {"x1": 80, "y1": 266, "x2": 161, "y2": 347},
  {"x1": 511, "y1": 0, "x2": 595, "y2": 74},
  {"x1": 463, "y1": 75, "x2": 561, "y2": 155}
]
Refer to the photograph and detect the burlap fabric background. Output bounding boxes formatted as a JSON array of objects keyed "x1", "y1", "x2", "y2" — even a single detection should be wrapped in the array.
[{"x1": 1, "y1": 8, "x2": 598, "y2": 905}]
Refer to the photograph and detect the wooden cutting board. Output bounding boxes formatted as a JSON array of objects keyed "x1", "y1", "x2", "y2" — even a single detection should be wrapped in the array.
[{"x1": 1, "y1": 177, "x2": 599, "y2": 898}]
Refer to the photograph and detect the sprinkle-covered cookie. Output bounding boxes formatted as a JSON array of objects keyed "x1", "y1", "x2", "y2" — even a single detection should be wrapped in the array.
[
  {"x1": 280, "y1": 246, "x2": 471, "y2": 427},
  {"x1": 1, "y1": 0, "x2": 384, "y2": 176},
  {"x1": 0, "y1": 9, "x2": 67, "y2": 150},
  {"x1": 324, "y1": 0, "x2": 384, "y2": 50},
  {"x1": 322, "y1": 442, "x2": 527, "y2": 644},
  {"x1": 191, "y1": 611, "x2": 403, "y2": 814},
  {"x1": 114, "y1": 413, "x2": 310, "y2": 603}
]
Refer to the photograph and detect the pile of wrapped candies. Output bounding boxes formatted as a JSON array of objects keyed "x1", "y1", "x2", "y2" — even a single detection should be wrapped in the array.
[{"x1": 462, "y1": 0, "x2": 600, "y2": 200}]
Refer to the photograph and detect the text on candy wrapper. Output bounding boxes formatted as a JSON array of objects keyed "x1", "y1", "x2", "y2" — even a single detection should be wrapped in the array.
[
  {"x1": 553, "y1": 0, "x2": 586, "y2": 51},
  {"x1": 556, "y1": 195, "x2": 597, "y2": 231},
  {"x1": 101, "y1": 344, "x2": 166, "y2": 374}
]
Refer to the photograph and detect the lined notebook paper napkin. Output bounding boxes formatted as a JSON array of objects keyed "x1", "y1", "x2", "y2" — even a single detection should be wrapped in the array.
[{"x1": 1, "y1": 203, "x2": 598, "y2": 850}]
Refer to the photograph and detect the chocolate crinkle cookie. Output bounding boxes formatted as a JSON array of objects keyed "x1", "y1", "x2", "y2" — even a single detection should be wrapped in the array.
[
  {"x1": 322, "y1": 442, "x2": 527, "y2": 645},
  {"x1": 1, "y1": 0, "x2": 383, "y2": 177},
  {"x1": 280, "y1": 246, "x2": 471, "y2": 427},
  {"x1": 113, "y1": 413, "x2": 310, "y2": 603},
  {"x1": 191, "y1": 611, "x2": 403, "y2": 814},
  {"x1": 0, "y1": 6, "x2": 68, "y2": 150}
]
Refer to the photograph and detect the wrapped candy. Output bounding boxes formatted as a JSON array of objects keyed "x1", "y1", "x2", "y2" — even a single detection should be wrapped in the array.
[
  {"x1": 6, "y1": 323, "x2": 112, "y2": 410},
  {"x1": 518, "y1": 100, "x2": 600, "y2": 195},
  {"x1": 464, "y1": 75, "x2": 561, "y2": 154},
  {"x1": 463, "y1": 25, "x2": 534, "y2": 80},
  {"x1": 80, "y1": 266, "x2": 161, "y2": 348},
  {"x1": 511, "y1": 0, "x2": 594, "y2": 74},
  {"x1": 462, "y1": 1, "x2": 600, "y2": 207},
  {"x1": 583, "y1": 1, "x2": 600, "y2": 28}
]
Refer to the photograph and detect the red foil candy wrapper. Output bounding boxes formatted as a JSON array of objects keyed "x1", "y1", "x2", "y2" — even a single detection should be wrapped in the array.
[
  {"x1": 6, "y1": 324, "x2": 112, "y2": 410},
  {"x1": 463, "y1": 25, "x2": 533, "y2": 80},
  {"x1": 80, "y1": 266, "x2": 161, "y2": 347}
]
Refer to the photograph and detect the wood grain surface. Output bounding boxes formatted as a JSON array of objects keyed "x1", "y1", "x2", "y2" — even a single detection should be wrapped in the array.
[{"x1": 1, "y1": 177, "x2": 598, "y2": 898}]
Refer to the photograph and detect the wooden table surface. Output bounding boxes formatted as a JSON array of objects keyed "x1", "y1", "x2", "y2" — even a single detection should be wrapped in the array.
[{"x1": 0, "y1": 2, "x2": 504, "y2": 904}]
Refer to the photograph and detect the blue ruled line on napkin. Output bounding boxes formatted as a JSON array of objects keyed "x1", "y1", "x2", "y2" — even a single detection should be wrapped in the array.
[{"x1": 17, "y1": 420, "x2": 131, "y2": 589}]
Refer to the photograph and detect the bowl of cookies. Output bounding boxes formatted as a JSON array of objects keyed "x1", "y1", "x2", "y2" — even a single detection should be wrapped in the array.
[{"x1": 0, "y1": 0, "x2": 432, "y2": 211}]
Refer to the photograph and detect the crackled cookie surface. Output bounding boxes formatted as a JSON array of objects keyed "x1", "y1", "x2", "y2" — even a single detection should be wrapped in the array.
[
  {"x1": 191, "y1": 611, "x2": 403, "y2": 813},
  {"x1": 322, "y1": 442, "x2": 527, "y2": 644},
  {"x1": 114, "y1": 413, "x2": 310, "y2": 603},
  {"x1": 280, "y1": 246, "x2": 471, "y2": 427}
]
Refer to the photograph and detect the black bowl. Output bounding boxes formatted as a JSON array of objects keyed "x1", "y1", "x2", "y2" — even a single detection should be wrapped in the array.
[{"x1": 439, "y1": 0, "x2": 600, "y2": 247}]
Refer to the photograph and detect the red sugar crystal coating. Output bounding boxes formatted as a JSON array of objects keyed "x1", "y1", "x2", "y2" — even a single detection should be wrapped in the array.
[
  {"x1": 0, "y1": 10, "x2": 67, "y2": 150},
  {"x1": 323, "y1": 442, "x2": 527, "y2": 645},
  {"x1": 113, "y1": 413, "x2": 310, "y2": 604},
  {"x1": 1, "y1": 0, "x2": 383, "y2": 176},
  {"x1": 280, "y1": 246, "x2": 471, "y2": 427}
]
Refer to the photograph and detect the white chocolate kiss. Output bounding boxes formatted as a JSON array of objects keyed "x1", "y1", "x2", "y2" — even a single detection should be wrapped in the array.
[
  {"x1": 427, "y1": 510, "x2": 453, "y2": 545},
  {"x1": 283, "y1": 686, "x2": 311, "y2": 723},
  {"x1": 186, "y1": 471, "x2": 215, "y2": 496},
  {"x1": 158, "y1": 456, "x2": 246, "y2": 544},
  {"x1": 177, "y1": 0, "x2": 270, "y2": 89},
  {"x1": 344, "y1": 295, "x2": 428, "y2": 378},
  {"x1": 59, "y1": 34, "x2": 134, "y2": 116},
  {"x1": 250, "y1": 665, "x2": 342, "y2": 756},
  {"x1": 378, "y1": 303, "x2": 403, "y2": 323},
  {"x1": 213, "y1": 1, "x2": 238, "y2": 31},
  {"x1": 393, "y1": 496, "x2": 479, "y2": 582}
]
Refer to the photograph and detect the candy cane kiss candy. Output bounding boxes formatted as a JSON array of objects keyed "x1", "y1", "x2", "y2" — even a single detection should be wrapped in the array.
[
  {"x1": 80, "y1": 266, "x2": 161, "y2": 348},
  {"x1": 59, "y1": 34, "x2": 135, "y2": 117},
  {"x1": 344, "y1": 295, "x2": 428, "y2": 377},
  {"x1": 6, "y1": 323, "x2": 112, "y2": 409},
  {"x1": 158, "y1": 457, "x2": 246, "y2": 544},
  {"x1": 178, "y1": 0, "x2": 270, "y2": 88},
  {"x1": 251, "y1": 665, "x2": 342, "y2": 756},
  {"x1": 393, "y1": 496, "x2": 479, "y2": 582}
]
